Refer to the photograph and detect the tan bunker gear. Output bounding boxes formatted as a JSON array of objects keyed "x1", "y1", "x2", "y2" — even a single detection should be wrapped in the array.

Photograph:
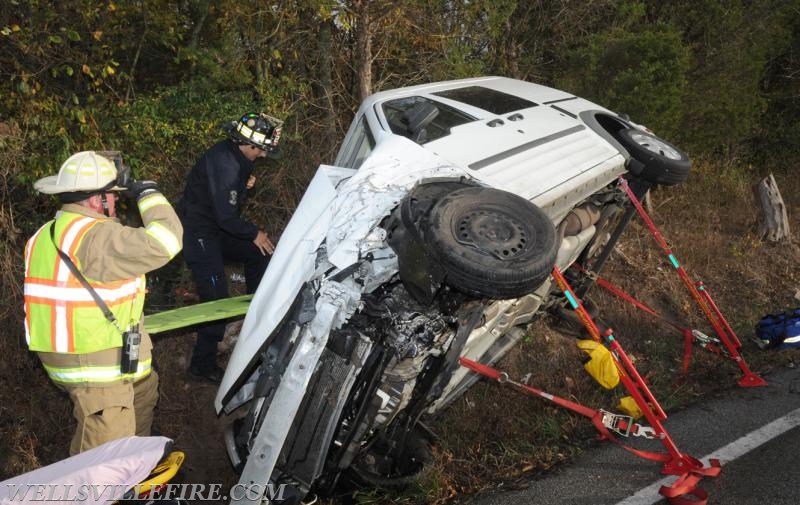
[{"x1": 23, "y1": 151, "x2": 182, "y2": 454}]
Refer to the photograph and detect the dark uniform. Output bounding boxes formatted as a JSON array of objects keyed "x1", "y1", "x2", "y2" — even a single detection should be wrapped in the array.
[{"x1": 177, "y1": 139, "x2": 269, "y2": 376}]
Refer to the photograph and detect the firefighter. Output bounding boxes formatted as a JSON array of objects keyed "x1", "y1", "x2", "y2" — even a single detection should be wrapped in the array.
[
  {"x1": 24, "y1": 151, "x2": 183, "y2": 455},
  {"x1": 176, "y1": 112, "x2": 282, "y2": 383}
]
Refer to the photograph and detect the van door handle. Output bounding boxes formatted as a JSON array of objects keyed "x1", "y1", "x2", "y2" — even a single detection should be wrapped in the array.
[
  {"x1": 486, "y1": 119, "x2": 504, "y2": 127},
  {"x1": 507, "y1": 113, "x2": 524, "y2": 121}
]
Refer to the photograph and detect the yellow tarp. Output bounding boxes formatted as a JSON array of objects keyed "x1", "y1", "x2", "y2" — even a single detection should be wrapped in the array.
[{"x1": 577, "y1": 339, "x2": 620, "y2": 390}]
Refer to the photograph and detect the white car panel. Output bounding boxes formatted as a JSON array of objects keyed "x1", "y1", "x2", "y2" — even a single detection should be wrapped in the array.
[
  {"x1": 220, "y1": 77, "x2": 632, "y2": 412},
  {"x1": 325, "y1": 136, "x2": 470, "y2": 269},
  {"x1": 216, "y1": 165, "x2": 353, "y2": 411}
]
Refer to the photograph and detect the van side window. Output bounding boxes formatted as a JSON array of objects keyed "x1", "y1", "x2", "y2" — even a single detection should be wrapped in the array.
[
  {"x1": 382, "y1": 96, "x2": 476, "y2": 144},
  {"x1": 338, "y1": 115, "x2": 375, "y2": 169},
  {"x1": 433, "y1": 86, "x2": 537, "y2": 114}
]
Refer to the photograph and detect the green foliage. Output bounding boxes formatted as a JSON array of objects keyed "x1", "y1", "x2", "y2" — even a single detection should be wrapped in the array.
[
  {"x1": 488, "y1": 0, "x2": 620, "y2": 83},
  {"x1": 101, "y1": 84, "x2": 261, "y2": 197},
  {"x1": 558, "y1": 23, "x2": 690, "y2": 139},
  {"x1": 1, "y1": 0, "x2": 798, "y2": 296},
  {"x1": 428, "y1": 0, "x2": 517, "y2": 80},
  {"x1": 659, "y1": 0, "x2": 786, "y2": 155},
  {"x1": 0, "y1": 0, "x2": 797, "y2": 253},
  {"x1": 751, "y1": 2, "x2": 800, "y2": 169}
]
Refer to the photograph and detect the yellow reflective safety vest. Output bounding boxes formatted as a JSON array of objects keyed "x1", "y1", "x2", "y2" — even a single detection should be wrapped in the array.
[{"x1": 23, "y1": 211, "x2": 145, "y2": 355}]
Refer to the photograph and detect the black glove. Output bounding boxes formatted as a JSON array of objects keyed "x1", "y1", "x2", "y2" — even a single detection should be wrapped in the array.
[{"x1": 122, "y1": 179, "x2": 159, "y2": 201}]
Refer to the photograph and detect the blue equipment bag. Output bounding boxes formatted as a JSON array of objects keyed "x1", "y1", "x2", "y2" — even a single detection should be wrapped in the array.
[{"x1": 755, "y1": 309, "x2": 800, "y2": 349}]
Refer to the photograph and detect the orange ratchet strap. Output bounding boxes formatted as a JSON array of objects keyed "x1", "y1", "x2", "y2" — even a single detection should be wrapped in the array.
[
  {"x1": 571, "y1": 263, "x2": 725, "y2": 374},
  {"x1": 459, "y1": 357, "x2": 720, "y2": 504},
  {"x1": 460, "y1": 266, "x2": 722, "y2": 504},
  {"x1": 618, "y1": 177, "x2": 766, "y2": 388}
]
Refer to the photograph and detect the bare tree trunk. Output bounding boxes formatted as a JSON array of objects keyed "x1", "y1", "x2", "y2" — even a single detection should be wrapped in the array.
[
  {"x1": 354, "y1": 1, "x2": 373, "y2": 102},
  {"x1": 188, "y1": 0, "x2": 211, "y2": 52},
  {"x1": 182, "y1": 0, "x2": 213, "y2": 82},
  {"x1": 494, "y1": 18, "x2": 520, "y2": 78},
  {"x1": 125, "y1": 4, "x2": 149, "y2": 102},
  {"x1": 317, "y1": 18, "x2": 336, "y2": 143},
  {"x1": 753, "y1": 173, "x2": 791, "y2": 243},
  {"x1": 255, "y1": 8, "x2": 267, "y2": 90}
]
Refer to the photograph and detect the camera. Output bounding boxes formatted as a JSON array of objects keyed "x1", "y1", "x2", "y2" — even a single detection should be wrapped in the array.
[
  {"x1": 115, "y1": 165, "x2": 131, "y2": 189},
  {"x1": 96, "y1": 150, "x2": 131, "y2": 189},
  {"x1": 121, "y1": 330, "x2": 141, "y2": 374}
]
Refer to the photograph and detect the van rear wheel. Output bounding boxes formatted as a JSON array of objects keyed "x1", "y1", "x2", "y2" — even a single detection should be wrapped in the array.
[{"x1": 616, "y1": 128, "x2": 691, "y2": 186}]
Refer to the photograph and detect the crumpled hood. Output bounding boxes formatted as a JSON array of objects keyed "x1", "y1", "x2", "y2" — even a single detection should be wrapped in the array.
[{"x1": 216, "y1": 135, "x2": 470, "y2": 412}]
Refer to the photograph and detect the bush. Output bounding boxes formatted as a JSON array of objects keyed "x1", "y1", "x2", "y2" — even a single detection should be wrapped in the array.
[{"x1": 557, "y1": 24, "x2": 689, "y2": 139}]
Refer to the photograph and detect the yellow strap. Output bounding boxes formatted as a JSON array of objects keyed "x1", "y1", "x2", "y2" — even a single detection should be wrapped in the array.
[
  {"x1": 134, "y1": 451, "x2": 185, "y2": 495},
  {"x1": 618, "y1": 396, "x2": 644, "y2": 419}
]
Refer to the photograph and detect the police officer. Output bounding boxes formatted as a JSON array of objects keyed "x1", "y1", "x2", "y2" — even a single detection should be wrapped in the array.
[
  {"x1": 177, "y1": 112, "x2": 282, "y2": 383},
  {"x1": 24, "y1": 151, "x2": 183, "y2": 454}
]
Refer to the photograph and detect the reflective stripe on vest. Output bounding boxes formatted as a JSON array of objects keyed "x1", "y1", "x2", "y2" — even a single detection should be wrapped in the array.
[
  {"x1": 146, "y1": 221, "x2": 181, "y2": 258},
  {"x1": 139, "y1": 193, "x2": 181, "y2": 258},
  {"x1": 138, "y1": 192, "x2": 169, "y2": 213},
  {"x1": 23, "y1": 212, "x2": 146, "y2": 354},
  {"x1": 42, "y1": 358, "x2": 152, "y2": 384}
]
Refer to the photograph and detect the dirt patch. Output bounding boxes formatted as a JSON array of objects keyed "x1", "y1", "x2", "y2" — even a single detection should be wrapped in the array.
[
  {"x1": 151, "y1": 329, "x2": 238, "y2": 503},
  {"x1": 146, "y1": 313, "x2": 248, "y2": 501}
]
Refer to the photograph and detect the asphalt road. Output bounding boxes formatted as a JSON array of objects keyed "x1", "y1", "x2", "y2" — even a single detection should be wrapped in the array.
[{"x1": 461, "y1": 365, "x2": 800, "y2": 505}]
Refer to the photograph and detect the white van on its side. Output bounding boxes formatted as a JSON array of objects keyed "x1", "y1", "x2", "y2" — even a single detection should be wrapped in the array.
[{"x1": 216, "y1": 76, "x2": 691, "y2": 504}]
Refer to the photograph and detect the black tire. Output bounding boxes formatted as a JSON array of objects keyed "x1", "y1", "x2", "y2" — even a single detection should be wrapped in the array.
[
  {"x1": 616, "y1": 128, "x2": 691, "y2": 186},
  {"x1": 422, "y1": 187, "x2": 558, "y2": 299},
  {"x1": 350, "y1": 428, "x2": 432, "y2": 489}
]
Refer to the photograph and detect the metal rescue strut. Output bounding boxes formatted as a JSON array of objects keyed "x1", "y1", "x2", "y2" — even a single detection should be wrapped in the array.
[
  {"x1": 461, "y1": 266, "x2": 722, "y2": 504},
  {"x1": 572, "y1": 263, "x2": 725, "y2": 375},
  {"x1": 618, "y1": 177, "x2": 766, "y2": 387}
]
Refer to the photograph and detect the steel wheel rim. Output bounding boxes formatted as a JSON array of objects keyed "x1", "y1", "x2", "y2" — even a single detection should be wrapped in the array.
[
  {"x1": 630, "y1": 131, "x2": 683, "y2": 160},
  {"x1": 455, "y1": 209, "x2": 528, "y2": 260}
]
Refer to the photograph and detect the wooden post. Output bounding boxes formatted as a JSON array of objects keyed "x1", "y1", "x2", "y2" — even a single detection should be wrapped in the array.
[{"x1": 753, "y1": 173, "x2": 791, "y2": 243}]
